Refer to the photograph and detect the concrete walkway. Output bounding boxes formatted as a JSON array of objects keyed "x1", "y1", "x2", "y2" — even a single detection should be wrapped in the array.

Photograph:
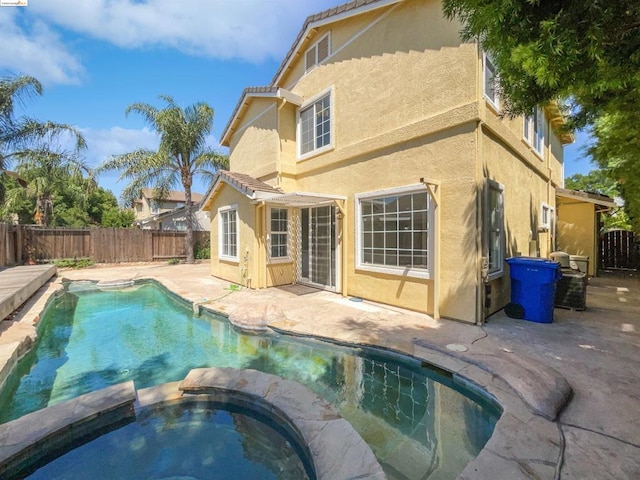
[{"x1": 0, "y1": 261, "x2": 638, "y2": 479}]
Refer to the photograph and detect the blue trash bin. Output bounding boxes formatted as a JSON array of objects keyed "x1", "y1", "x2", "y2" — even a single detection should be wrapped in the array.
[{"x1": 506, "y1": 257, "x2": 561, "y2": 323}]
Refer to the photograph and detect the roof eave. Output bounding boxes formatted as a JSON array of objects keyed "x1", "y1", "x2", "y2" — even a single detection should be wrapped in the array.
[{"x1": 556, "y1": 188, "x2": 616, "y2": 209}]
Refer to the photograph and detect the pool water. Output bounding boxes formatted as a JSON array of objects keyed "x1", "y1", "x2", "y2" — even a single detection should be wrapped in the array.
[
  {"x1": 0, "y1": 282, "x2": 500, "y2": 480},
  {"x1": 24, "y1": 401, "x2": 311, "y2": 480}
]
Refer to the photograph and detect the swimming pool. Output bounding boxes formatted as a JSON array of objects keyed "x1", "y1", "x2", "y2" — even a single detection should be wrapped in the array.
[{"x1": 0, "y1": 281, "x2": 500, "y2": 479}]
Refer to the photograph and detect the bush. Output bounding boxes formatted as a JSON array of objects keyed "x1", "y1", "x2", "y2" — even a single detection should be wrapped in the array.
[
  {"x1": 53, "y1": 257, "x2": 95, "y2": 269},
  {"x1": 167, "y1": 258, "x2": 181, "y2": 265},
  {"x1": 194, "y1": 236, "x2": 210, "y2": 260}
]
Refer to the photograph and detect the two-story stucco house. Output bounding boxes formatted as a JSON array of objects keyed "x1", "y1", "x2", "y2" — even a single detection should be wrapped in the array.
[{"x1": 201, "y1": 0, "x2": 573, "y2": 323}]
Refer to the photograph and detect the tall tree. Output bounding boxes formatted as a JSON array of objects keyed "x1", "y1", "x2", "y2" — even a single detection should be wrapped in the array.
[
  {"x1": 442, "y1": 0, "x2": 640, "y2": 231},
  {"x1": 99, "y1": 95, "x2": 228, "y2": 262},
  {"x1": 0, "y1": 75, "x2": 86, "y2": 203}
]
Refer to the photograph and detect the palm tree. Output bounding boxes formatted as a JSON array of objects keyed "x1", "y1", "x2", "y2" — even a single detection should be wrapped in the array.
[
  {"x1": 0, "y1": 75, "x2": 86, "y2": 204},
  {"x1": 99, "y1": 95, "x2": 228, "y2": 263}
]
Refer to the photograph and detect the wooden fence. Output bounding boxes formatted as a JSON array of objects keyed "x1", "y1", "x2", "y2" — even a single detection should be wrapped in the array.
[
  {"x1": 599, "y1": 229, "x2": 639, "y2": 270},
  {"x1": 0, "y1": 224, "x2": 209, "y2": 266}
]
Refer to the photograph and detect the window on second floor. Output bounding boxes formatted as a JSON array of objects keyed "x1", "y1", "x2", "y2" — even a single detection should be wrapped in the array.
[
  {"x1": 483, "y1": 52, "x2": 500, "y2": 108},
  {"x1": 299, "y1": 91, "x2": 332, "y2": 158},
  {"x1": 524, "y1": 107, "x2": 546, "y2": 156},
  {"x1": 305, "y1": 33, "x2": 331, "y2": 73}
]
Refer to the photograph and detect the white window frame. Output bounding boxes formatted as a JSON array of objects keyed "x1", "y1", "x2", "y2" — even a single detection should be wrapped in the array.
[
  {"x1": 304, "y1": 32, "x2": 331, "y2": 74},
  {"x1": 524, "y1": 107, "x2": 546, "y2": 157},
  {"x1": 355, "y1": 184, "x2": 434, "y2": 280},
  {"x1": 485, "y1": 180, "x2": 505, "y2": 281},
  {"x1": 297, "y1": 87, "x2": 334, "y2": 160},
  {"x1": 218, "y1": 204, "x2": 239, "y2": 262},
  {"x1": 483, "y1": 51, "x2": 500, "y2": 110},
  {"x1": 268, "y1": 207, "x2": 290, "y2": 263},
  {"x1": 540, "y1": 203, "x2": 552, "y2": 231}
]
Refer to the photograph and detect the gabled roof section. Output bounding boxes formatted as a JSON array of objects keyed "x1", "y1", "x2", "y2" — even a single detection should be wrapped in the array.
[
  {"x1": 200, "y1": 170, "x2": 283, "y2": 210},
  {"x1": 271, "y1": 0, "x2": 403, "y2": 86},
  {"x1": 220, "y1": 86, "x2": 302, "y2": 146}
]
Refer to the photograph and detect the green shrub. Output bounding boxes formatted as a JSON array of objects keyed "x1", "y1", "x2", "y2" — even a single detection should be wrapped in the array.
[
  {"x1": 53, "y1": 257, "x2": 95, "y2": 269},
  {"x1": 194, "y1": 236, "x2": 211, "y2": 260},
  {"x1": 167, "y1": 258, "x2": 181, "y2": 265}
]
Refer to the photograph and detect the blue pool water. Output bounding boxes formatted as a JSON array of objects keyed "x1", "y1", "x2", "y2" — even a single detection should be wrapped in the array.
[
  {"x1": 24, "y1": 401, "x2": 311, "y2": 480},
  {"x1": 0, "y1": 281, "x2": 500, "y2": 480}
]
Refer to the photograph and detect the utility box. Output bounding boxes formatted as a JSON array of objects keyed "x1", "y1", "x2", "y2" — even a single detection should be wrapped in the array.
[
  {"x1": 506, "y1": 257, "x2": 561, "y2": 323},
  {"x1": 555, "y1": 269, "x2": 587, "y2": 310},
  {"x1": 569, "y1": 255, "x2": 589, "y2": 274}
]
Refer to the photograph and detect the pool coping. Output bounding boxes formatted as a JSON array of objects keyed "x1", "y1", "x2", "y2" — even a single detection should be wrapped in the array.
[
  {"x1": 0, "y1": 273, "x2": 571, "y2": 480},
  {"x1": 0, "y1": 368, "x2": 385, "y2": 480}
]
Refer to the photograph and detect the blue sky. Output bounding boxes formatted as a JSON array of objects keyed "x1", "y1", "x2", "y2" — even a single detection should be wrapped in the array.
[{"x1": 1, "y1": 0, "x2": 595, "y2": 201}]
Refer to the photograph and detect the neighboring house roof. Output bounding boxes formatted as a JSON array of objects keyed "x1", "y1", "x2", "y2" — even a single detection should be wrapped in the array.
[
  {"x1": 140, "y1": 188, "x2": 204, "y2": 203},
  {"x1": 556, "y1": 188, "x2": 616, "y2": 210},
  {"x1": 220, "y1": 0, "x2": 402, "y2": 147},
  {"x1": 201, "y1": 171, "x2": 283, "y2": 210}
]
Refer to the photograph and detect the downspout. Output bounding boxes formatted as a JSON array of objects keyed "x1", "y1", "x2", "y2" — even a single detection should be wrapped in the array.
[
  {"x1": 420, "y1": 178, "x2": 440, "y2": 321},
  {"x1": 476, "y1": 43, "x2": 487, "y2": 325}
]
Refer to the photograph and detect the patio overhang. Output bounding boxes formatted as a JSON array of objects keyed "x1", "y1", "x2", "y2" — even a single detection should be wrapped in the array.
[
  {"x1": 253, "y1": 191, "x2": 347, "y2": 209},
  {"x1": 556, "y1": 188, "x2": 616, "y2": 211}
]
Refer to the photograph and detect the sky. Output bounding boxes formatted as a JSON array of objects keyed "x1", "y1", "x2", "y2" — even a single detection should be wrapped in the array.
[{"x1": 1, "y1": 0, "x2": 595, "y2": 201}]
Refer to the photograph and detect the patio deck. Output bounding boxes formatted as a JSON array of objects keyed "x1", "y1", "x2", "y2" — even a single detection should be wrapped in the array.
[{"x1": 0, "y1": 265, "x2": 56, "y2": 324}]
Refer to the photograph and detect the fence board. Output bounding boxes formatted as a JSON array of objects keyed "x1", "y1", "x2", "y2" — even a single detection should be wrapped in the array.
[
  {"x1": 600, "y1": 230, "x2": 639, "y2": 270},
  {"x1": 8, "y1": 226, "x2": 208, "y2": 264}
]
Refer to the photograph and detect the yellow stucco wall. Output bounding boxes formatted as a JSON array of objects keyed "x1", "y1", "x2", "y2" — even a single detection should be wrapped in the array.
[
  {"x1": 228, "y1": 98, "x2": 279, "y2": 182},
  {"x1": 557, "y1": 201, "x2": 597, "y2": 276},
  {"x1": 209, "y1": 184, "x2": 258, "y2": 288}
]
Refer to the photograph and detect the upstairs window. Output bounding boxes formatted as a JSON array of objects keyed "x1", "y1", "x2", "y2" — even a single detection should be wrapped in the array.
[
  {"x1": 483, "y1": 52, "x2": 500, "y2": 108},
  {"x1": 299, "y1": 91, "x2": 332, "y2": 157},
  {"x1": 524, "y1": 107, "x2": 546, "y2": 155},
  {"x1": 305, "y1": 33, "x2": 331, "y2": 73}
]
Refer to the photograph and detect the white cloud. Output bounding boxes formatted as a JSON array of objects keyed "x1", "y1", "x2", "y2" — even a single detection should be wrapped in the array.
[
  {"x1": 29, "y1": 0, "x2": 339, "y2": 62},
  {"x1": 0, "y1": 8, "x2": 83, "y2": 85}
]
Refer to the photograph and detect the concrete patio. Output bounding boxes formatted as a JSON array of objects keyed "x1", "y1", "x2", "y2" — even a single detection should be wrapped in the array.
[{"x1": 0, "y1": 261, "x2": 638, "y2": 479}]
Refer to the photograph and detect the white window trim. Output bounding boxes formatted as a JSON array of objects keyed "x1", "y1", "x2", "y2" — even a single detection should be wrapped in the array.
[
  {"x1": 355, "y1": 184, "x2": 434, "y2": 280},
  {"x1": 523, "y1": 107, "x2": 546, "y2": 158},
  {"x1": 297, "y1": 87, "x2": 334, "y2": 161},
  {"x1": 485, "y1": 180, "x2": 505, "y2": 281},
  {"x1": 483, "y1": 51, "x2": 500, "y2": 111},
  {"x1": 218, "y1": 203, "x2": 239, "y2": 262},
  {"x1": 304, "y1": 32, "x2": 331, "y2": 74},
  {"x1": 267, "y1": 206, "x2": 291, "y2": 263},
  {"x1": 539, "y1": 202, "x2": 554, "y2": 231}
]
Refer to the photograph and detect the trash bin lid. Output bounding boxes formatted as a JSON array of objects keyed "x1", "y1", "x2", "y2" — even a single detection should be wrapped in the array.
[{"x1": 506, "y1": 257, "x2": 560, "y2": 268}]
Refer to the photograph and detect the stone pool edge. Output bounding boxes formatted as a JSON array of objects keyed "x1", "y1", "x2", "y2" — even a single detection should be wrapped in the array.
[
  {"x1": 0, "y1": 368, "x2": 385, "y2": 480},
  {"x1": 0, "y1": 274, "x2": 569, "y2": 480}
]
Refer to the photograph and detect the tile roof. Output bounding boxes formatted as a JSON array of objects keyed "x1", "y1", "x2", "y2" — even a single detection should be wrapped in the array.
[
  {"x1": 140, "y1": 188, "x2": 204, "y2": 203},
  {"x1": 218, "y1": 170, "x2": 283, "y2": 196}
]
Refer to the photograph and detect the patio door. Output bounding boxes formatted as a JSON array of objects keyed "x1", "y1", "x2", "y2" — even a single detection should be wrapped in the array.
[{"x1": 300, "y1": 206, "x2": 337, "y2": 290}]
